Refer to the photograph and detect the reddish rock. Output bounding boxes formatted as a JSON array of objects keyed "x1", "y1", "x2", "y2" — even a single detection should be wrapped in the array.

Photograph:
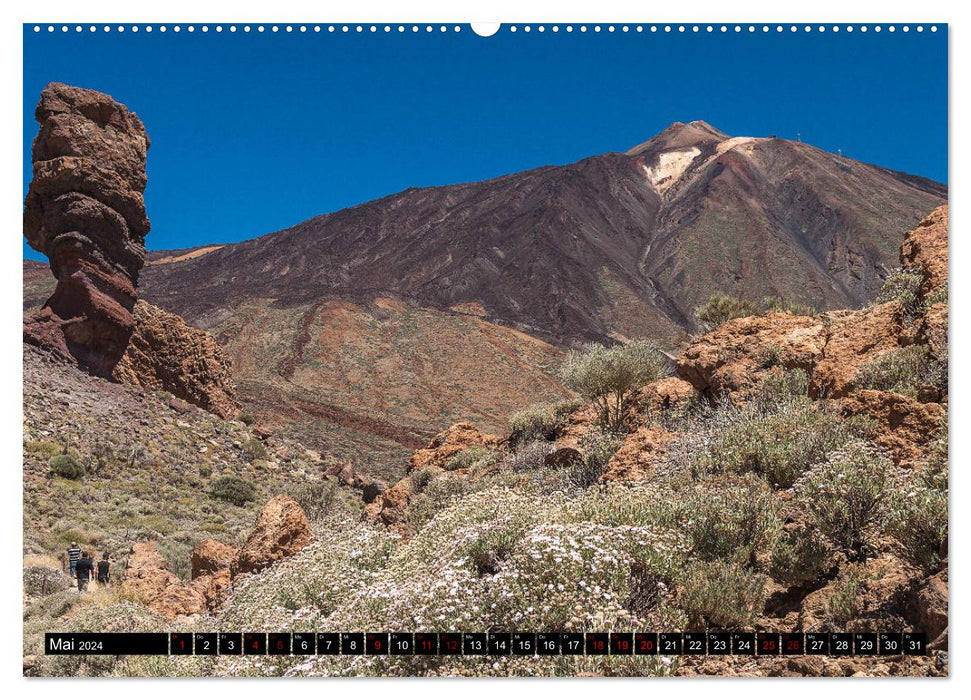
[
  {"x1": 23, "y1": 83, "x2": 150, "y2": 377},
  {"x1": 190, "y1": 538, "x2": 238, "y2": 580},
  {"x1": 365, "y1": 478, "x2": 413, "y2": 527},
  {"x1": 914, "y1": 570, "x2": 948, "y2": 646},
  {"x1": 677, "y1": 312, "x2": 826, "y2": 397},
  {"x1": 810, "y1": 302, "x2": 908, "y2": 399},
  {"x1": 113, "y1": 300, "x2": 240, "y2": 419},
  {"x1": 900, "y1": 205, "x2": 948, "y2": 297},
  {"x1": 544, "y1": 446, "x2": 582, "y2": 469},
  {"x1": 189, "y1": 568, "x2": 232, "y2": 611},
  {"x1": 634, "y1": 376, "x2": 698, "y2": 414},
  {"x1": 601, "y1": 425, "x2": 676, "y2": 483},
  {"x1": 551, "y1": 404, "x2": 599, "y2": 451},
  {"x1": 407, "y1": 422, "x2": 500, "y2": 472},
  {"x1": 121, "y1": 542, "x2": 206, "y2": 619},
  {"x1": 233, "y1": 495, "x2": 314, "y2": 575},
  {"x1": 916, "y1": 302, "x2": 947, "y2": 356},
  {"x1": 832, "y1": 390, "x2": 944, "y2": 467}
]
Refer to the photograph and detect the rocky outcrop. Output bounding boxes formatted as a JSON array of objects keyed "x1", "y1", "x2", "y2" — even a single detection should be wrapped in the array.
[
  {"x1": 190, "y1": 538, "x2": 238, "y2": 580},
  {"x1": 233, "y1": 495, "x2": 314, "y2": 575},
  {"x1": 809, "y1": 302, "x2": 908, "y2": 399},
  {"x1": 634, "y1": 376, "x2": 697, "y2": 414},
  {"x1": 121, "y1": 542, "x2": 206, "y2": 619},
  {"x1": 601, "y1": 425, "x2": 676, "y2": 483},
  {"x1": 833, "y1": 390, "x2": 944, "y2": 467},
  {"x1": 677, "y1": 312, "x2": 826, "y2": 398},
  {"x1": 900, "y1": 205, "x2": 948, "y2": 298},
  {"x1": 112, "y1": 300, "x2": 240, "y2": 419},
  {"x1": 407, "y1": 422, "x2": 500, "y2": 472},
  {"x1": 23, "y1": 83, "x2": 150, "y2": 377}
]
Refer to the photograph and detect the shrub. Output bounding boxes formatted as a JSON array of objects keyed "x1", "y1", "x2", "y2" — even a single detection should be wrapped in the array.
[
  {"x1": 885, "y1": 478, "x2": 947, "y2": 571},
  {"x1": 827, "y1": 565, "x2": 867, "y2": 624},
  {"x1": 444, "y1": 446, "x2": 502, "y2": 473},
  {"x1": 198, "y1": 466, "x2": 212, "y2": 478},
  {"x1": 566, "y1": 430, "x2": 623, "y2": 488},
  {"x1": 505, "y1": 440, "x2": 553, "y2": 474},
  {"x1": 559, "y1": 341, "x2": 669, "y2": 431},
  {"x1": 685, "y1": 479, "x2": 780, "y2": 566},
  {"x1": 23, "y1": 565, "x2": 71, "y2": 596},
  {"x1": 855, "y1": 345, "x2": 946, "y2": 398},
  {"x1": 677, "y1": 559, "x2": 767, "y2": 627},
  {"x1": 208, "y1": 475, "x2": 257, "y2": 507},
  {"x1": 49, "y1": 454, "x2": 85, "y2": 480},
  {"x1": 769, "y1": 527, "x2": 831, "y2": 586},
  {"x1": 238, "y1": 413, "x2": 256, "y2": 426},
  {"x1": 26, "y1": 440, "x2": 65, "y2": 460},
  {"x1": 508, "y1": 400, "x2": 582, "y2": 448},
  {"x1": 794, "y1": 441, "x2": 892, "y2": 557},
  {"x1": 873, "y1": 268, "x2": 924, "y2": 318},
  {"x1": 287, "y1": 479, "x2": 342, "y2": 522},
  {"x1": 241, "y1": 437, "x2": 269, "y2": 463},
  {"x1": 761, "y1": 296, "x2": 816, "y2": 317},
  {"x1": 696, "y1": 402, "x2": 863, "y2": 487},
  {"x1": 695, "y1": 295, "x2": 760, "y2": 328}
]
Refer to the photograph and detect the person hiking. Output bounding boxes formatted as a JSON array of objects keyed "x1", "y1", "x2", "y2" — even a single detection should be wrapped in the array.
[
  {"x1": 97, "y1": 553, "x2": 110, "y2": 586},
  {"x1": 75, "y1": 551, "x2": 94, "y2": 592},
  {"x1": 67, "y1": 542, "x2": 81, "y2": 580}
]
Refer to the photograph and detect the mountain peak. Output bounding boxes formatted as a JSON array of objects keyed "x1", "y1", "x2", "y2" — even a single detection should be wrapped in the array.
[{"x1": 626, "y1": 120, "x2": 730, "y2": 156}]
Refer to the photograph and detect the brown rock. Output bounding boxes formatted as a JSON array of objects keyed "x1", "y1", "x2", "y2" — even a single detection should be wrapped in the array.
[
  {"x1": 190, "y1": 538, "x2": 238, "y2": 580},
  {"x1": 407, "y1": 422, "x2": 500, "y2": 472},
  {"x1": 833, "y1": 390, "x2": 945, "y2": 466},
  {"x1": 900, "y1": 205, "x2": 948, "y2": 297},
  {"x1": 113, "y1": 301, "x2": 239, "y2": 419},
  {"x1": 189, "y1": 568, "x2": 232, "y2": 611},
  {"x1": 23, "y1": 83, "x2": 150, "y2": 377},
  {"x1": 810, "y1": 302, "x2": 908, "y2": 399},
  {"x1": 361, "y1": 479, "x2": 387, "y2": 504},
  {"x1": 365, "y1": 477, "x2": 415, "y2": 528},
  {"x1": 233, "y1": 495, "x2": 314, "y2": 575},
  {"x1": 551, "y1": 404, "x2": 599, "y2": 451},
  {"x1": 544, "y1": 446, "x2": 582, "y2": 469},
  {"x1": 121, "y1": 542, "x2": 206, "y2": 619},
  {"x1": 913, "y1": 570, "x2": 948, "y2": 644},
  {"x1": 677, "y1": 312, "x2": 826, "y2": 398},
  {"x1": 916, "y1": 302, "x2": 947, "y2": 356},
  {"x1": 634, "y1": 376, "x2": 697, "y2": 414},
  {"x1": 601, "y1": 425, "x2": 676, "y2": 483}
]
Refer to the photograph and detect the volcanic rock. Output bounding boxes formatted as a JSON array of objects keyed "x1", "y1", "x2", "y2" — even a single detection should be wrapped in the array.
[
  {"x1": 407, "y1": 422, "x2": 500, "y2": 472},
  {"x1": 121, "y1": 542, "x2": 206, "y2": 619},
  {"x1": 810, "y1": 302, "x2": 908, "y2": 399},
  {"x1": 600, "y1": 425, "x2": 676, "y2": 483},
  {"x1": 112, "y1": 300, "x2": 240, "y2": 419},
  {"x1": 190, "y1": 538, "x2": 238, "y2": 579},
  {"x1": 233, "y1": 495, "x2": 314, "y2": 575},
  {"x1": 23, "y1": 83, "x2": 150, "y2": 377},
  {"x1": 900, "y1": 205, "x2": 948, "y2": 298}
]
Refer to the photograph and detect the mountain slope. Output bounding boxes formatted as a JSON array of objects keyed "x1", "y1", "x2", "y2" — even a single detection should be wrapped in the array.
[{"x1": 140, "y1": 121, "x2": 945, "y2": 345}]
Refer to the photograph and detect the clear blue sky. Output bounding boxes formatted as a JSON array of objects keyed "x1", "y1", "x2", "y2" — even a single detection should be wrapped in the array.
[{"x1": 23, "y1": 24, "x2": 948, "y2": 261}]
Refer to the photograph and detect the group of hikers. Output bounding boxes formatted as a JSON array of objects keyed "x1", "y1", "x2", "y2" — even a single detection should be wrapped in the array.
[{"x1": 66, "y1": 542, "x2": 110, "y2": 592}]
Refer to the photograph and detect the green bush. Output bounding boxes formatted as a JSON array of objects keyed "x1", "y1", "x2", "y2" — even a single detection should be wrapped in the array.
[
  {"x1": 26, "y1": 440, "x2": 64, "y2": 460},
  {"x1": 559, "y1": 341, "x2": 669, "y2": 431},
  {"x1": 685, "y1": 479, "x2": 780, "y2": 566},
  {"x1": 23, "y1": 565, "x2": 71, "y2": 596},
  {"x1": 795, "y1": 440, "x2": 892, "y2": 557},
  {"x1": 827, "y1": 565, "x2": 866, "y2": 624},
  {"x1": 696, "y1": 403, "x2": 864, "y2": 487},
  {"x1": 855, "y1": 345, "x2": 946, "y2": 398},
  {"x1": 238, "y1": 413, "x2": 256, "y2": 426},
  {"x1": 49, "y1": 454, "x2": 85, "y2": 480},
  {"x1": 565, "y1": 429, "x2": 623, "y2": 488},
  {"x1": 695, "y1": 295, "x2": 761, "y2": 328},
  {"x1": 444, "y1": 446, "x2": 502, "y2": 473},
  {"x1": 761, "y1": 296, "x2": 816, "y2": 317},
  {"x1": 208, "y1": 475, "x2": 257, "y2": 507},
  {"x1": 769, "y1": 526, "x2": 831, "y2": 585},
  {"x1": 873, "y1": 268, "x2": 924, "y2": 318},
  {"x1": 677, "y1": 559, "x2": 767, "y2": 627},
  {"x1": 508, "y1": 400, "x2": 582, "y2": 448},
  {"x1": 886, "y1": 478, "x2": 947, "y2": 571},
  {"x1": 241, "y1": 437, "x2": 269, "y2": 463}
]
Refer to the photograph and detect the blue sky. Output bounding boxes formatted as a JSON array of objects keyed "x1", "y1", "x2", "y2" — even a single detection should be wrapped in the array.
[{"x1": 23, "y1": 24, "x2": 947, "y2": 261}]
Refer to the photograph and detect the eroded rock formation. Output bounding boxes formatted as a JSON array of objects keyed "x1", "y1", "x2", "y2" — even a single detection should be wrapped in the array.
[
  {"x1": 113, "y1": 301, "x2": 240, "y2": 419},
  {"x1": 23, "y1": 83, "x2": 150, "y2": 377},
  {"x1": 233, "y1": 495, "x2": 314, "y2": 576}
]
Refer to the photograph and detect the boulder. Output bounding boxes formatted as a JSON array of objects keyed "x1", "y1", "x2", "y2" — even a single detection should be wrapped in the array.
[
  {"x1": 361, "y1": 479, "x2": 387, "y2": 504},
  {"x1": 911, "y1": 570, "x2": 948, "y2": 645},
  {"x1": 900, "y1": 205, "x2": 948, "y2": 297},
  {"x1": 600, "y1": 425, "x2": 676, "y2": 483},
  {"x1": 676, "y1": 312, "x2": 826, "y2": 398},
  {"x1": 407, "y1": 422, "x2": 500, "y2": 472},
  {"x1": 233, "y1": 495, "x2": 314, "y2": 575},
  {"x1": 832, "y1": 390, "x2": 944, "y2": 467},
  {"x1": 810, "y1": 302, "x2": 909, "y2": 399},
  {"x1": 23, "y1": 83, "x2": 150, "y2": 377},
  {"x1": 113, "y1": 301, "x2": 240, "y2": 419},
  {"x1": 190, "y1": 538, "x2": 238, "y2": 580},
  {"x1": 189, "y1": 568, "x2": 232, "y2": 612},
  {"x1": 634, "y1": 376, "x2": 698, "y2": 414},
  {"x1": 121, "y1": 542, "x2": 206, "y2": 619}
]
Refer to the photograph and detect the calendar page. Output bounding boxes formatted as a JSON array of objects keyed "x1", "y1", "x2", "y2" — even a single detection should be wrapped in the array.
[{"x1": 20, "y1": 14, "x2": 948, "y2": 679}]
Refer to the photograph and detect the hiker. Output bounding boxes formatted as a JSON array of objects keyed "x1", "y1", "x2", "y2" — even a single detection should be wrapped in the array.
[
  {"x1": 97, "y1": 553, "x2": 110, "y2": 586},
  {"x1": 75, "y1": 551, "x2": 94, "y2": 592},
  {"x1": 67, "y1": 542, "x2": 81, "y2": 579}
]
